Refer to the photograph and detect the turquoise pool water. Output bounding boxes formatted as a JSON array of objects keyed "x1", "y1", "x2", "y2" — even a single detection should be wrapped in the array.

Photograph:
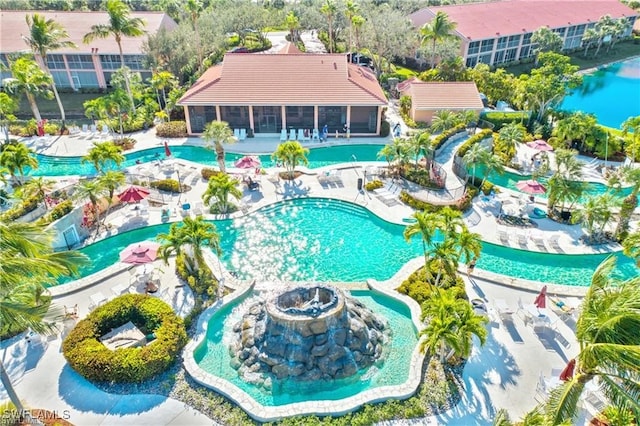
[
  {"x1": 561, "y1": 57, "x2": 640, "y2": 128},
  {"x1": 60, "y1": 198, "x2": 637, "y2": 287},
  {"x1": 30, "y1": 144, "x2": 385, "y2": 177},
  {"x1": 193, "y1": 289, "x2": 418, "y2": 406}
]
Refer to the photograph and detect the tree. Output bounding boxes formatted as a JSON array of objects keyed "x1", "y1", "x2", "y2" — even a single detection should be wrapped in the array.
[
  {"x1": 202, "y1": 172, "x2": 242, "y2": 214},
  {"x1": 344, "y1": 0, "x2": 359, "y2": 51},
  {"x1": 0, "y1": 91, "x2": 19, "y2": 145},
  {"x1": 271, "y1": 141, "x2": 309, "y2": 180},
  {"x1": 73, "y1": 178, "x2": 108, "y2": 235},
  {"x1": 531, "y1": 26, "x2": 563, "y2": 64},
  {"x1": 351, "y1": 15, "x2": 365, "y2": 51},
  {"x1": 621, "y1": 115, "x2": 640, "y2": 162},
  {"x1": 463, "y1": 143, "x2": 488, "y2": 183},
  {"x1": 96, "y1": 170, "x2": 125, "y2": 224},
  {"x1": 420, "y1": 11, "x2": 457, "y2": 69},
  {"x1": 544, "y1": 256, "x2": 640, "y2": 424},
  {"x1": 3, "y1": 56, "x2": 53, "y2": 123},
  {"x1": 554, "y1": 112, "x2": 598, "y2": 152},
  {"x1": 582, "y1": 27, "x2": 599, "y2": 57},
  {"x1": 622, "y1": 230, "x2": 640, "y2": 266},
  {"x1": 17, "y1": 177, "x2": 54, "y2": 211},
  {"x1": 594, "y1": 15, "x2": 616, "y2": 57},
  {"x1": 479, "y1": 151, "x2": 505, "y2": 187},
  {"x1": 470, "y1": 63, "x2": 518, "y2": 107},
  {"x1": 546, "y1": 149, "x2": 585, "y2": 215},
  {"x1": 284, "y1": 11, "x2": 300, "y2": 44},
  {"x1": 23, "y1": 13, "x2": 77, "y2": 129},
  {"x1": 158, "y1": 216, "x2": 221, "y2": 273},
  {"x1": 149, "y1": 70, "x2": 179, "y2": 122},
  {"x1": 82, "y1": 141, "x2": 125, "y2": 175},
  {"x1": 320, "y1": 0, "x2": 338, "y2": 53},
  {"x1": 83, "y1": 0, "x2": 146, "y2": 114},
  {"x1": 430, "y1": 110, "x2": 460, "y2": 133},
  {"x1": 613, "y1": 166, "x2": 640, "y2": 240},
  {"x1": 184, "y1": 0, "x2": 203, "y2": 67},
  {"x1": 580, "y1": 193, "x2": 619, "y2": 237},
  {"x1": 404, "y1": 210, "x2": 438, "y2": 281},
  {"x1": 203, "y1": 121, "x2": 236, "y2": 173},
  {"x1": 0, "y1": 142, "x2": 38, "y2": 186},
  {"x1": 496, "y1": 123, "x2": 525, "y2": 163}
]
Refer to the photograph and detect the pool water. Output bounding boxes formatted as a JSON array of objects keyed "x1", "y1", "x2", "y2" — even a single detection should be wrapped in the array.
[
  {"x1": 560, "y1": 57, "x2": 640, "y2": 128},
  {"x1": 30, "y1": 144, "x2": 386, "y2": 177},
  {"x1": 193, "y1": 289, "x2": 418, "y2": 406},
  {"x1": 60, "y1": 198, "x2": 637, "y2": 287}
]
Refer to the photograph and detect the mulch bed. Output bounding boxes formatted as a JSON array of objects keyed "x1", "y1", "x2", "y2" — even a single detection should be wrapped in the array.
[{"x1": 496, "y1": 214, "x2": 538, "y2": 228}]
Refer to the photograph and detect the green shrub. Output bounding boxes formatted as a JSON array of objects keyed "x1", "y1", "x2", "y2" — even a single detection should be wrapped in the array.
[
  {"x1": 480, "y1": 111, "x2": 529, "y2": 131},
  {"x1": 175, "y1": 253, "x2": 218, "y2": 297},
  {"x1": 364, "y1": 180, "x2": 383, "y2": 191},
  {"x1": 398, "y1": 187, "x2": 477, "y2": 213},
  {"x1": 112, "y1": 137, "x2": 136, "y2": 151},
  {"x1": 156, "y1": 121, "x2": 187, "y2": 138},
  {"x1": 396, "y1": 266, "x2": 465, "y2": 306},
  {"x1": 201, "y1": 168, "x2": 223, "y2": 180},
  {"x1": 455, "y1": 129, "x2": 493, "y2": 158},
  {"x1": 0, "y1": 195, "x2": 39, "y2": 221},
  {"x1": 43, "y1": 122, "x2": 60, "y2": 135},
  {"x1": 36, "y1": 200, "x2": 73, "y2": 225},
  {"x1": 62, "y1": 294, "x2": 187, "y2": 383},
  {"x1": 431, "y1": 124, "x2": 467, "y2": 151},
  {"x1": 150, "y1": 179, "x2": 181, "y2": 193},
  {"x1": 380, "y1": 120, "x2": 390, "y2": 137}
]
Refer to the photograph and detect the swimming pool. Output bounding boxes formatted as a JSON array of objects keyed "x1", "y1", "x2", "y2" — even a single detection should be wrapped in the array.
[
  {"x1": 30, "y1": 144, "x2": 386, "y2": 177},
  {"x1": 560, "y1": 57, "x2": 640, "y2": 128},
  {"x1": 60, "y1": 198, "x2": 637, "y2": 287}
]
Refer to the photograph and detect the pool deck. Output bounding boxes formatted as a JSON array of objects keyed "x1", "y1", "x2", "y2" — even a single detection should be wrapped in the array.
[{"x1": 4, "y1": 128, "x2": 637, "y2": 424}]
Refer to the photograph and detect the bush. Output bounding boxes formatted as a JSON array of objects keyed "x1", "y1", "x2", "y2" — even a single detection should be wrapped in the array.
[
  {"x1": 36, "y1": 200, "x2": 73, "y2": 226},
  {"x1": 175, "y1": 253, "x2": 218, "y2": 298},
  {"x1": 480, "y1": 111, "x2": 530, "y2": 131},
  {"x1": 365, "y1": 180, "x2": 384, "y2": 191},
  {"x1": 431, "y1": 124, "x2": 467, "y2": 151},
  {"x1": 43, "y1": 122, "x2": 60, "y2": 135},
  {"x1": 62, "y1": 294, "x2": 187, "y2": 383},
  {"x1": 398, "y1": 187, "x2": 477, "y2": 213},
  {"x1": 396, "y1": 265, "x2": 465, "y2": 306},
  {"x1": 112, "y1": 137, "x2": 136, "y2": 150},
  {"x1": 380, "y1": 120, "x2": 390, "y2": 137},
  {"x1": 156, "y1": 121, "x2": 187, "y2": 138},
  {"x1": 0, "y1": 195, "x2": 39, "y2": 221},
  {"x1": 150, "y1": 179, "x2": 181, "y2": 193},
  {"x1": 201, "y1": 168, "x2": 223, "y2": 180},
  {"x1": 455, "y1": 129, "x2": 494, "y2": 158}
]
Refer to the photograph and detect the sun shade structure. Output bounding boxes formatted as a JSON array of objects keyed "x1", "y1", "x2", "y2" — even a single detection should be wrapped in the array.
[
  {"x1": 527, "y1": 140, "x2": 554, "y2": 151},
  {"x1": 118, "y1": 185, "x2": 150, "y2": 203},
  {"x1": 559, "y1": 358, "x2": 576, "y2": 381},
  {"x1": 119, "y1": 242, "x2": 160, "y2": 264},
  {"x1": 234, "y1": 156, "x2": 261, "y2": 169},
  {"x1": 534, "y1": 285, "x2": 547, "y2": 309},
  {"x1": 164, "y1": 140, "x2": 172, "y2": 157},
  {"x1": 516, "y1": 179, "x2": 546, "y2": 194}
]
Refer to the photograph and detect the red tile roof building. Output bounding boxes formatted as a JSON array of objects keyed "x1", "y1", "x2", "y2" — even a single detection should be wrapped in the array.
[
  {"x1": 409, "y1": 0, "x2": 637, "y2": 68},
  {"x1": 0, "y1": 10, "x2": 177, "y2": 89},
  {"x1": 398, "y1": 81, "x2": 484, "y2": 123},
  {"x1": 179, "y1": 45, "x2": 387, "y2": 136}
]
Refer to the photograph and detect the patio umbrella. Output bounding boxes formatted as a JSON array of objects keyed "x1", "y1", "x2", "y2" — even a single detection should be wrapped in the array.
[
  {"x1": 119, "y1": 242, "x2": 160, "y2": 264},
  {"x1": 164, "y1": 140, "x2": 172, "y2": 158},
  {"x1": 516, "y1": 179, "x2": 546, "y2": 194},
  {"x1": 559, "y1": 358, "x2": 576, "y2": 381},
  {"x1": 534, "y1": 285, "x2": 547, "y2": 309},
  {"x1": 527, "y1": 139, "x2": 554, "y2": 151},
  {"x1": 118, "y1": 185, "x2": 150, "y2": 203},
  {"x1": 234, "y1": 155, "x2": 261, "y2": 169}
]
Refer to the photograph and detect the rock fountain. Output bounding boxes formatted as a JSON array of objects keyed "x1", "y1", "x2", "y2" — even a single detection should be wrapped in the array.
[{"x1": 229, "y1": 285, "x2": 390, "y2": 390}]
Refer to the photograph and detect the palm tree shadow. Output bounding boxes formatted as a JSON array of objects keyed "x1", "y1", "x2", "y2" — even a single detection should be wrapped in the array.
[{"x1": 277, "y1": 179, "x2": 311, "y2": 199}]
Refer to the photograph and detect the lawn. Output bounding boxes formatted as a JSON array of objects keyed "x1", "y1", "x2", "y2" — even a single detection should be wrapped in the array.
[{"x1": 17, "y1": 91, "x2": 103, "y2": 121}]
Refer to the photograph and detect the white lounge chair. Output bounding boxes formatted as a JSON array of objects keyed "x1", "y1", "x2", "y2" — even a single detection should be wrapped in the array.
[
  {"x1": 192, "y1": 201, "x2": 204, "y2": 216},
  {"x1": 494, "y1": 298, "x2": 515, "y2": 320},
  {"x1": 297, "y1": 129, "x2": 305, "y2": 141},
  {"x1": 233, "y1": 128, "x2": 240, "y2": 140},
  {"x1": 289, "y1": 129, "x2": 297, "y2": 140},
  {"x1": 80, "y1": 124, "x2": 89, "y2": 137},
  {"x1": 239, "y1": 128, "x2": 247, "y2": 140},
  {"x1": 280, "y1": 129, "x2": 287, "y2": 141},
  {"x1": 312, "y1": 128, "x2": 320, "y2": 141},
  {"x1": 90, "y1": 124, "x2": 97, "y2": 135}
]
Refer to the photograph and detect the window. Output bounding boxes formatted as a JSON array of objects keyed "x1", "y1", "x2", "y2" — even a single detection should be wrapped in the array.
[
  {"x1": 51, "y1": 71, "x2": 71, "y2": 87},
  {"x1": 508, "y1": 35, "x2": 520, "y2": 48},
  {"x1": 519, "y1": 45, "x2": 532, "y2": 59},
  {"x1": 124, "y1": 55, "x2": 144, "y2": 70},
  {"x1": 504, "y1": 48, "x2": 518, "y2": 62},
  {"x1": 522, "y1": 33, "x2": 533, "y2": 45},
  {"x1": 496, "y1": 37, "x2": 508, "y2": 50},
  {"x1": 478, "y1": 53, "x2": 492, "y2": 64},
  {"x1": 466, "y1": 56, "x2": 478, "y2": 68},
  {"x1": 66, "y1": 54, "x2": 94, "y2": 70},
  {"x1": 100, "y1": 55, "x2": 122, "y2": 70},
  {"x1": 467, "y1": 41, "x2": 480, "y2": 55},
  {"x1": 47, "y1": 54, "x2": 66, "y2": 70},
  {"x1": 494, "y1": 51, "x2": 505, "y2": 64},
  {"x1": 480, "y1": 39, "x2": 494, "y2": 53}
]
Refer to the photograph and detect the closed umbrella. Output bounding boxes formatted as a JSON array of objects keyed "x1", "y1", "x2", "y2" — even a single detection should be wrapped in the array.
[
  {"x1": 234, "y1": 156, "x2": 261, "y2": 169},
  {"x1": 118, "y1": 185, "x2": 150, "y2": 203},
  {"x1": 119, "y1": 242, "x2": 160, "y2": 264},
  {"x1": 527, "y1": 139, "x2": 553, "y2": 151},
  {"x1": 164, "y1": 140, "x2": 172, "y2": 158},
  {"x1": 559, "y1": 359, "x2": 576, "y2": 381},
  {"x1": 516, "y1": 179, "x2": 546, "y2": 195},
  {"x1": 534, "y1": 285, "x2": 547, "y2": 309}
]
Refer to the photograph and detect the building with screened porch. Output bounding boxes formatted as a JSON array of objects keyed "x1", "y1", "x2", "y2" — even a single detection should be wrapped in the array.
[{"x1": 177, "y1": 44, "x2": 387, "y2": 138}]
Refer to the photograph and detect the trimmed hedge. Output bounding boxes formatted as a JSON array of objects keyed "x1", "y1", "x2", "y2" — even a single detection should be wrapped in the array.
[
  {"x1": 364, "y1": 179, "x2": 383, "y2": 191},
  {"x1": 480, "y1": 111, "x2": 529, "y2": 131},
  {"x1": 150, "y1": 178, "x2": 181, "y2": 193},
  {"x1": 431, "y1": 124, "x2": 467, "y2": 151},
  {"x1": 201, "y1": 168, "x2": 223, "y2": 180},
  {"x1": 62, "y1": 294, "x2": 187, "y2": 383},
  {"x1": 0, "y1": 195, "x2": 39, "y2": 222},
  {"x1": 399, "y1": 186, "x2": 478, "y2": 212},
  {"x1": 456, "y1": 129, "x2": 494, "y2": 158},
  {"x1": 36, "y1": 199, "x2": 73, "y2": 226},
  {"x1": 156, "y1": 121, "x2": 188, "y2": 138}
]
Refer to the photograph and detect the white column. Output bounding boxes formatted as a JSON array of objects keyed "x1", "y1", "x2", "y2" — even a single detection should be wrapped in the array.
[
  {"x1": 248, "y1": 105, "x2": 254, "y2": 132},
  {"x1": 281, "y1": 105, "x2": 287, "y2": 130}
]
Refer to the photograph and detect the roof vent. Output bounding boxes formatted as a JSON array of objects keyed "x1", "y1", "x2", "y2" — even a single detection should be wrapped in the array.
[{"x1": 333, "y1": 62, "x2": 337, "y2": 70}]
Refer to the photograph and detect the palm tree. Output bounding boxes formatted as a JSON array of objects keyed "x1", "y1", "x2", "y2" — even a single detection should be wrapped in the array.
[
  {"x1": 479, "y1": 152, "x2": 505, "y2": 187},
  {"x1": 621, "y1": 115, "x2": 640, "y2": 162},
  {"x1": 428, "y1": 238, "x2": 459, "y2": 286},
  {"x1": 81, "y1": 141, "x2": 125, "y2": 175},
  {"x1": 320, "y1": 0, "x2": 338, "y2": 54},
  {"x1": 83, "y1": 0, "x2": 146, "y2": 114},
  {"x1": 17, "y1": 177, "x2": 54, "y2": 211},
  {"x1": 158, "y1": 216, "x2": 220, "y2": 273},
  {"x1": 582, "y1": 27, "x2": 599, "y2": 57},
  {"x1": 462, "y1": 143, "x2": 489, "y2": 184},
  {"x1": 404, "y1": 210, "x2": 439, "y2": 281},
  {"x1": 496, "y1": 123, "x2": 525, "y2": 162},
  {"x1": 96, "y1": 170, "x2": 125, "y2": 224},
  {"x1": 581, "y1": 193, "x2": 619, "y2": 237},
  {"x1": 351, "y1": 15, "x2": 365, "y2": 52},
  {"x1": 545, "y1": 256, "x2": 640, "y2": 424},
  {"x1": 23, "y1": 13, "x2": 77, "y2": 129},
  {"x1": 345, "y1": 0, "x2": 359, "y2": 51},
  {"x1": 149, "y1": 70, "x2": 178, "y2": 122},
  {"x1": 0, "y1": 93, "x2": 19, "y2": 145},
  {"x1": 613, "y1": 166, "x2": 640, "y2": 240},
  {"x1": 203, "y1": 120, "x2": 236, "y2": 173},
  {"x1": 271, "y1": 141, "x2": 309, "y2": 180},
  {"x1": 420, "y1": 11, "x2": 458, "y2": 69},
  {"x1": 184, "y1": 0, "x2": 203, "y2": 66},
  {"x1": 622, "y1": 230, "x2": 640, "y2": 266},
  {"x1": 0, "y1": 220, "x2": 87, "y2": 414},
  {"x1": 531, "y1": 26, "x2": 563, "y2": 65},
  {"x1": 202, "y1": 173, "x2": 242, "y2": 214},
  {"x1": 284, "y1": 11, "x2": 300, "y2": 44},
  {"x1": 430, "y1": 110, "x2": 460, "y2": 133},
  {"x1": 73, "y1": 178, "x2": 108, "y2": 235},
  {"x1": 0, "y1": 142, "x2": 38, "y2": 186},
  {"x1": 457, "y1": 227, "x2": 482, "y2": 265},
  {"x1": 3, "y1": 56, "x2": 53, "y2": 123}
]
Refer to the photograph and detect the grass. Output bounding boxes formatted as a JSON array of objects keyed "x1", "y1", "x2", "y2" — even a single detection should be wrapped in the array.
[
  {"x1": 392, "y1": 65, "x2": 419, "y2": 78},
  {"x1": 17, "y1": 91, "x2": 103, "y2": 120}
]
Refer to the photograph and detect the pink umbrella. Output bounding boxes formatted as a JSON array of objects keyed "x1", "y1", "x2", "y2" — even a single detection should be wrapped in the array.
[
  {"x1": 234, "y1": 156, "x2": 261, "y2": 169},
  {"x1": 534, "y1": 285, "x2": 547, "y2": 309},
  {"x1": 527, "y1": 139, "x2": 553, "y2": 151},
  {"x1": 118, "y1": 185, "x2": 150, "y2": 203},
  {"x1": 516, "y1": 179, "x2": 546, "y2": 194},
  {"x1": 119, "y1": 242, "x2": 160, "y2": 264},
  {"x1": 559, "y1": 358, "x2": 576, "y2": 381},
  {"x1": 164, "y1": 140, "x2": 172, "y2": 157}
]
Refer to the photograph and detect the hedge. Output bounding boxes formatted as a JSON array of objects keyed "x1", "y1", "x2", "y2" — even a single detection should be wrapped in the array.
[
  {"x1": 36, "y1": 199, "x2": 73, "y2": 226},
  {"x1": 480, "y1": 111, "x2": 529, "y2": 131},
  {"x1": 201, "y1": 168, "x2": 223, "y2": 180},
  {"x1": 0, "y1": 195, "x2": 39, "y2": 222},
  {"x1": 456, "y1": 129, "x2": 494, "y2": 158},
  {"x1": 150, "y1": 178, "x2": 181, "y2": 193},
  {"x1": 62, "y1": 294, "x2": 187, "y2": 383},
  {"x1": 156, "y1": 121, "x2": 188, "y2": 138},
  {"x1": 399, "y1": 186, "x2": 478, "y2": 212},
  {"x1": 431, "y1": 124, "x2": 467, "y2": 151}
]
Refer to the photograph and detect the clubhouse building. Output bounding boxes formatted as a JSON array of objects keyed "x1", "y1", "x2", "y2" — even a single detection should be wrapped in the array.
[{"x1": 410, "y1": 0, "x2": 637, "y2": 68}]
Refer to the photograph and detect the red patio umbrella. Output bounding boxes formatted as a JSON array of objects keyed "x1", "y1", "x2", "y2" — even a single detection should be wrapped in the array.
[
  {"x1": 516, "y1": 179, "x2": 547, "y2": 195},
  {"x1": 559, "y1": 358, "x2": 576, "y2": 381},
  {"x1": 118, "y1": 185, "x2": 150, "y2": 203},
  {"x1": 234, "y1": 155, "x2": 261, "y2": 169},
  {"x1": 119, "y1": 242, "x2": 160, "y2": 264},
  {"x1": 534, "y1": 285, "x2": 548, "y2": 309},
  {"x1": 164, "y1": 140, "x2": 172, "y2": 157},
  {"x1": 527, "y1": 139, "x2": 554, "y2": 151}
]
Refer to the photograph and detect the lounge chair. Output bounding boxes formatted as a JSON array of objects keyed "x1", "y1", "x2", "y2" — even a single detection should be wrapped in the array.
[
  {"x1": 289, "y1": 129, "x2": 297, "y2": 140},
  {"x1": 239, "y1": 128, "x2": 247, "y2": 141},
  {"x1": 494, "y1": 298, "x2": 515, "y2": 320},
  {"x1": 233, "y1": 128, "x2": 240, "y2": 140},
  {"x1": 516, "y1": 231, "x2": 529, "y2": 249},
  {"x1": 497, "y1": 229, "x2": 510, "y2": 246},
  {"x1": 548, "y1": 295, "x2": 577, "y2": 320},
  {"x1": 548, "y1": 235, "x2": 565, "y2": 253},
  {"x1": 297, "y1": 129, "x2": 305, "y2": 141},
  {"x1": 192, "y1": 201, "x2": 204, "y2": 216},
  {"x1": 280, "y1": 129, "x2": 287, "y2": 141},
  {"x1": 312, "y1": 128, "x2": 320, "y2": 141},
  {"x1": 80, "y1": 124, "x2": 89, "y2": 138},
  {"x1": 531, "y1": 234, "x2": 548, "y2": 252}
]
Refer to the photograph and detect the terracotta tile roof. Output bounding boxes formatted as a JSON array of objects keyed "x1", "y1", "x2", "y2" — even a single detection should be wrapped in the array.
[
  {"x1": 396, "y1": 77, "x2": 419, "y2": 92},
  {"x1": 0, "y1": 10, "x2": 176, "y2": 55},
  {"x1": 401, "y1": 81, "x2": 484, "y2": 110},
  {"x1": 277, "y1": 42, "x2": 303, "y2": 54},
  {"x1": 410, "y1": 0, "x2": 637, "y2": 40},
  {"x1": 179, "y1": 53, "x2": 387, "y2": 106}
]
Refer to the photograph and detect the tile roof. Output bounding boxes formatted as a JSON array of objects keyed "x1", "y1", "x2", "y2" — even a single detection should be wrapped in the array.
[
  {"x1": 0, "y1": 10, "x2": 176, "y2": 55},
  {"x1": 401, "y1": 81, "x2": 484, "y2": 110},
  {"x1": 179, "y1": 53, "x2": 387, "y2": 106},
  {"x1": 277, "y1": 42, "x2": 303, "y2": 54},
  {"x1": 410, "y1": 0, "x2": 637, "y2": 40}
]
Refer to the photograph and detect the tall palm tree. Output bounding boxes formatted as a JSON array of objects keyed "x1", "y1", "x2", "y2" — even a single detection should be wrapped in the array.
[
  {"x1": 351, "y1": 15, "x2": 365, "y2": 52},
  {"x1": 496, "y1": 123, "x2": 525, "y2": 162},
  {"x1": 581, "y1": 193, "x2": 619, "y2": 237},
  {"x1": 202, "y1": 173, "x2": 242, "y2": 214},
  {"x1": 96, "y1": 170, "x2": 125, "y2": 224},
  {"x1": 203, "y1": 120, "x2": 236, "y2": 173},
  {"x1": 582, "y1": 27, "x2": 599, "y2": 57},
  {"x1": 81, "y1": 141, "x2": 125, "y2": 175},
  {"x1": 83, "y1": 0, "x2": 146, "y2": 114},
  {"x1": 345, "y1": 0, "x2": 359, "y2": 51},
  {"x1": 479, "y1": 152, "x2": 505, "y2": 187},
  {"x1": 545, "y1": 256, "x2": 640, "y2": 424},
  {"x1": 284, "y1": 11, "x2": 301, "y2": 44},
  {"x1": 420, "y1": 11, "x2": 457, "y2": 69},
  {"x1": 404, "y1": 210, "x2": 439, "y2": 281},
  {"x1": 462, "y1": 143, "x2": 489, "y2": 184},
  {"x1": 73, "y1": 178, "x2": 108, "y2": 235},
  {"x1": 613, "y1": 166, "x2": 640, "y2": 240},
  {"x1": 0, "y1": 93, "x2": 19, "y2": 145},
  {"x1": 0, "y1": 220, "x2": 87, "y2": 414},
  {"x1": 149, "y1": 70, "x2": 178, "y2": 122},
  {"x1": 428, "y1": 238, "x2": 459, "y2": 286},
  {"x1": 3, "y1": 56, "x2": 53, "y2": 123},
  {"x1": 457, "y1": 227, "x2": 482, "y2": 265},
  {"x1": 621, "y1": 115, "x2": 640, "y2": 162},
  {"x1": 23, "y1": 13, "x2": 77, "y2": 129},
  {"x1": 320, "y1": 0, "x2": 338, "y2": 53},
  {"x1": 0, "y1": 142, "x2": 39, "y2": 186},
  {"x1": 158, "y1": 216, "x2": 220, "y2": 273},
  {"x1": 17, "y1": 176, "x2": 54, "y2": 211},
  {"x1": 271, "y1": 141, "x2": 309, "y2": 180}
]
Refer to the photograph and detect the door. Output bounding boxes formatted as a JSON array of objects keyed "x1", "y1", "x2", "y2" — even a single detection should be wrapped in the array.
[
  {"x1": 260, "y1": 115, "x2": 277, "y2": 133},
  {"x1": 62, "y1": 226, "x2": 79, "y2": 249}
]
